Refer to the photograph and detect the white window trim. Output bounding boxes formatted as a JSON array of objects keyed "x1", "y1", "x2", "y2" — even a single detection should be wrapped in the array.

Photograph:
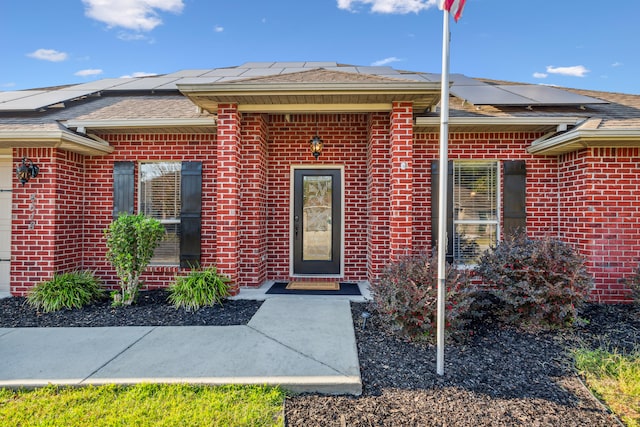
[{"x1": 452, "y1": 160, "x2": 501, "y2": 265}]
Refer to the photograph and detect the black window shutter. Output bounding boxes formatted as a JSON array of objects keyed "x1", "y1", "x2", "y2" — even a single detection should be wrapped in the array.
[
  {"x1": 431, "y1": 160, "x2": 454, "y2": 262},
  {"x1": 113, "y1": 161, "x2": 134, "y2": 219},
  {"x1": 180, "y1": 161, "x2": 202, "y2": 268},
  {"x1": 503, "y1": 160, "x2": 526, "y2": 236}
]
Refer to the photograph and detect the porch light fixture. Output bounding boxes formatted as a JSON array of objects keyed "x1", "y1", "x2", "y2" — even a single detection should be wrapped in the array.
[
  {"x1": 309, "y1": 113, "x2": 323, "y2": 159},
  {"x1": 310, "y1": 135, "x2": 324, "y2": 159},
  {"x1": 16, "y1": 157, "x2": 39, "y2": 185}
]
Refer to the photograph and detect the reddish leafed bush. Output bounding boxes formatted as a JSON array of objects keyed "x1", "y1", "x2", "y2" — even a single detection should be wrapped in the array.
[
  {"x1": 372, "y1": 250, "x2": 479, "y2": 343},
  {"x1": 476, "y1": 233, "x2": 593, "y2": 330}
]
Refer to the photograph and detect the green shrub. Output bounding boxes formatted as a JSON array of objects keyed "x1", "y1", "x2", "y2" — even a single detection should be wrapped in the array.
[
  {"x1": 476, "y1": 233, "x2": 593, "y2": 330},
  {"x1": 372, "y1": 250, "x2": 479, "y2": 343},
  {"x1": 168, "y1": 267, "x2": 231, "y2": 310},
  {"x1": 104, "y1": 213, "x2": 165, "y2": 306},
  {"x1": 27, "y1": 271, "x2": 103, "y2": 312}
]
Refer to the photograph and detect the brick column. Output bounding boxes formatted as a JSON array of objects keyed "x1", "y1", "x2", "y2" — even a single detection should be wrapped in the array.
[
  {"x1": 238, "y1": 113, "x2": 268, "y2": 287},
  {"x1": 389, "y1": 102, "x2": 413, "y2": 259},
  {"x1": 367, "y1": 112, "x2": 391, "y2": 283},
  {"x1": 216, "y1": 104, "x2": 242, "y2": 293}
]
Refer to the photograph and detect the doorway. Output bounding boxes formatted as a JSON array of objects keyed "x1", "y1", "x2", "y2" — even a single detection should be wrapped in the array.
[{"x1": 292, "y1": 168, "x2": 342, "y2": 276}]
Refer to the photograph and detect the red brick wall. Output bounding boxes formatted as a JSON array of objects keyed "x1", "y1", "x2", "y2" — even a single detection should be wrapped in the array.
[
  {"x1": 216, "y1": 104, "x2": 242, "y2": 293},
  {"x1": 367, "y1": 112, "x2": 391, "y2": 282},
  {"x1": 560, "y1": 148, "x2": 640, "y2": 303},
  {"x1": 266, "y1": 113, "x2": 369, "y2": 282},
  {"x1": 12, "y1": 148, "x2": 57, "y2": 295},
  {"x1": 82, "y1": 133, "x2": 218, "y2": 291},
  {"x1": 238, "y1": 113, "x2": 268, "y2": 287},
  {"x1": 389, "y1": 102, "x2": 414, "y2": 258}
]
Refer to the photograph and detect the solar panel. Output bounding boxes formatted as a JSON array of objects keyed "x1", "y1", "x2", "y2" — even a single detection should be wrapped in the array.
[
  {"x1": 163, "y1": 69, "x2": 212, "y2": 77},
  {"x1": 501, "y1": 85, "x2": 608, "y2": 105},
  {"x1": 0, "y1": 89, "x2": 98, "y2": 111},
  {"x1": 303, "y1": 61, "x2": 338, "y2": 68},
  {"x1": 450, "y1": 84, "x2": 533, "y2": 105},
  {"x1": 240, "y1": 68, "x2": 285, "y2": 77},
  {"x1": 356, "y1": 66, "x2": 399, "y2": 74},
  {"x1": 157, "y1": 77, "x2": 224, "y2": 90},
  {"x1": 110, "y1": 77, "x2": 181, "y2": 91},
  {"x1": 0, "y1": 90, "x2": 47, "y2": 104},
  {"x1": 200, "y1": 68, "x2": 249, "y2": 77},
  {"x1": 61, "y1": 78, "x2": 134, "y2": 91}
]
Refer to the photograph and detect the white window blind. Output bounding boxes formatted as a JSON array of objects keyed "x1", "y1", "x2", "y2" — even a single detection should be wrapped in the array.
[
  {"x1": 453, "y1": 161, "x2": 499, "y2": 264},
  {"x1": 140, "y1": 162, "x2": 181, "y2": 265}
]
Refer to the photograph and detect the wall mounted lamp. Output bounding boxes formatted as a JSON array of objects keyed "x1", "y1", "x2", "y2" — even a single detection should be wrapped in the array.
[
  {"x1": 16, "y1": 157, "x2": 39, "y2": 185},
  {"x1": 309, "y1": 113, "x2": 323, "y2": 159},
  {"x1": 309, "y1": 135, "x2": 324, "y2": 159}
]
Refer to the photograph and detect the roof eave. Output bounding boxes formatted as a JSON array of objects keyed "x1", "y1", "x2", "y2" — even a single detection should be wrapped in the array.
[
  {"x1": 527, "y1": 129, "x2": 640, "y2": 155},
  {"x1": 0, "y1": 130, "x2": 114, "y2": 156},
  {"x1": 178, "y1": 81, "x2": 441, "y2": 113},
  {"x1": 64, "y1": 118, "x2": 217, "y2": 133},
  {"x1": 414, "y1": 116, "x2": 584, "y2": 133}
]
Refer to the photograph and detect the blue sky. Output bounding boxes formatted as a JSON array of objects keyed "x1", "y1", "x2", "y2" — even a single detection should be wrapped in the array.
[{"x1": 1, "y1": 0, "x2": 638, "y2": 94}]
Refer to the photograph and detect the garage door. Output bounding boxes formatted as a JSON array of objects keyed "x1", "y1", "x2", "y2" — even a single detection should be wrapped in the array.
[{"x1": 0, "y1": 157, "x2": 11, "y2": 293}]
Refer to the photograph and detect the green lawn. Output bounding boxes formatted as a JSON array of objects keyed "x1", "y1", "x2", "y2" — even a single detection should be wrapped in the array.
[
  {"x1": 0, "y1": 383, "x2": 285, "y2": 426},
  {"x1": 574, "y1": 348, "x2": 640, "y2": 427}
]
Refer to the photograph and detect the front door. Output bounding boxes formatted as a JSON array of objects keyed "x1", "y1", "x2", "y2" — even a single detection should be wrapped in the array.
[{"x1": 292, "y1": 168, "x2": 341, "y2": 275}]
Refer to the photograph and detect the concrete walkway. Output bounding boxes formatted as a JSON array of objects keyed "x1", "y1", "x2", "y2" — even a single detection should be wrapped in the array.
[{"x1": 0, "y1": 296, "x2": 362, "y2": 395}]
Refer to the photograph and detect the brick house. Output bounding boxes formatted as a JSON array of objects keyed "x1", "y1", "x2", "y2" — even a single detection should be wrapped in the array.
[{"x1": 0, "y1": 62, "x2": 638, "y2": 303}]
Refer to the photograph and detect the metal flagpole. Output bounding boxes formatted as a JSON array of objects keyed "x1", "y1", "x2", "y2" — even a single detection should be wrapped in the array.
[{"x1": 436, "y1": 7, "x2": 451, "y2": 377}]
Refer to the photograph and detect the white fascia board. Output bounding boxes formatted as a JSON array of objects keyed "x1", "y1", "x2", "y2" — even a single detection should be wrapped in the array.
[
  {"x1": 178, "y1": 81, "x2": 440, "y2": 94},
  {"x1": 0, "y1": 130, "x2": 114, "y2": 155},
  {"x1": 528, "y1": 128, "x2": 640, "y2": 154},
  {"x1": 414, "y1": 116, "x2": 583, "y2": 128},
  {"x1": 64, "y1": 118, "x2": 216, "y2": 131}
]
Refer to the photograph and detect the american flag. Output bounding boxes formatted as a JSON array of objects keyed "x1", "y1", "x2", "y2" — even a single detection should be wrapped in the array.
[{"x1": 439, "y1": 0, "x2": 466, "y2": 22}]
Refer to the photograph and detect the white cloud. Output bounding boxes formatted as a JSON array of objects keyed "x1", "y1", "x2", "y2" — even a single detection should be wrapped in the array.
[
  {"x1": 214, "y1": 25, "x2": 224, "y2": 32},
  {"x1": 546, "y1": 65, "x2": 589, "y2": 77},
  {"x1": 75, "y1": 69, "x2": 104, "y2": 77},
  {"x1": 119, "y1": 71, "x2": 158, "y2": 78},
  {"x1": 371, "y1": 57, "x2": 402, "y2": 66},
  {"x1": 533, "y1": 72, "x2": 548, "y2": 79},
  {"x1": 611, "y1": 62, "x2": 623, "y2": 67},
  {"x1": 337, "y1": 0, "x2": 437, "y2": 14},
  {"x1": 118, "y1": 32, "x2": 149, "y2": 41},
  {"x1": 1, "y1": 82, "x2": 16, "y2": 88},
  {"x1": 27, "y1": 49, "x2": 69, "y2": 62},
  {"x1": 82, "y1": 0, "x2": 184, "y2": 32}
]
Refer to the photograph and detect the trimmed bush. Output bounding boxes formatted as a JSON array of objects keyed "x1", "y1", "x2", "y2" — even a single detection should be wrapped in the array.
[
  {"x1": 104, "y1": 213, "x2": 165, "y2": 306},
  {"x1": 27, "y1": 271, "x2": 104, "y2": 312},
  {"x1": 372, "y1": 250, "x2": 478, "y2": 343},
  {"x1": 168, "y1": 267, "x2": 231, "y2": 310},
  {"x1": 476, "y1": 233, "x2": 593, "y2": 330}
]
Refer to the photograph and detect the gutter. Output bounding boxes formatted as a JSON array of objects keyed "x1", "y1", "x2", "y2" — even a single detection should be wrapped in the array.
[
  {"x1": 527, "y1": 128, "x2": 640, "y2": 154},
  {"x1": 414, "y1": 116, "x2": 583, "y2": 128},
  {"x1": 64, "y1": 118, "x2": 217, "y2": 132},
  {"x1": 0, "y1": 130, "x2": 113, "y2": 155}
]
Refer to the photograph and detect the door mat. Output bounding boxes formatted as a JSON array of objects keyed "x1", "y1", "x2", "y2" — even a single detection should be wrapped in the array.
[
  {"x1": 266, "y1": 282, "x2": 362, "y2": 296},
  {"x1": 286, "y1": 281, "x2": 339, "y2": 291}
]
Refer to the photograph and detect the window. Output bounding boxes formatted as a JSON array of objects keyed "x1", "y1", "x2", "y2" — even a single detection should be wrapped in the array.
[
  {"x1": 432, "y1": 159, "x2": 525, "y2": 266},
  {"x1": 453, "y1": 161, "x2": 499, "y2": 264},
  {"x1": 113, "y1": 161, "x2": 202, "y2": 268},
  {"x1": 140, "y1": 162, "x2": 181, "y2": 265}
]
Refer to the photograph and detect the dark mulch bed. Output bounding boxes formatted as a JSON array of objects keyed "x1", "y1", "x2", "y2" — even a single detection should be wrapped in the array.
[
  {"x1": 0, "y1": 289, "x2": 262, "y2": 327},
  {"x1": 286, "y1": 302, "x2": 639, "y2": 426},
  {"x1": 1, "y1": 291, "x2": 637, "y2": 426}
]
